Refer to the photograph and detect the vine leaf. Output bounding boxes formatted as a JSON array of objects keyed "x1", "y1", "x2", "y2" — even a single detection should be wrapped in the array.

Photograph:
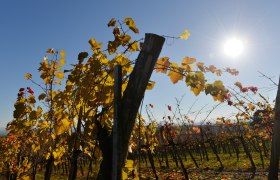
[
  {"x1": 89, "y1": 38, "x2": 102, "y2": 51},
  {"x1": 55, "y1": 72, "x2": 64, "y2": 79},
  {"x1": 55, "y1": 118, "x2": 70, "y2": 135},
  {"x1": 107, "y1": 18, "x2": 116, "y2": 27},
  {"x1": 124, "y1": 18, "x2": 139, "y2": 33},
  {"x1": 181, "y1": 57, "x2": 196, "y2": 65},
  {"x1": 155, "y1": 57, "x2": 170, "y2": 74},
  {"x1": 180, "y1": 30, "x2": 190, "y2": 40},
  {"x1": 168, "y1": 63, "x2": 183, "y2": 84},
  {"x1": 146, "y1": 81, "x2": 155, "y2": 90}
]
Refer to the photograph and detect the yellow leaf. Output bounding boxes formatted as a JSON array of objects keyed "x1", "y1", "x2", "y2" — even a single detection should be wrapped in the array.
[
  {"x1": 27, "y1": 95, "x2": 36, "y2": 105},
  {"x1": 208, "y1": 65, "x2": 216, "y2": 73},
  {"x1": 146, "y1": 81, "x2": 155, "y2": 90},
  {"x1": 168, "y1": 63, "x2": 183, "y2": 84},
  {"x1": 180, "y1": 30, "x2": 190, "y2": 40},
  {"x1": 114, "y1": 54, "x2": 130, "y2": 66},
  {"x1": 108, "y1": 41, "x2": 118, "y2": 55},
  {"x1": 32, "y1": 144, "x2": 40, "y2": 153},
  {"x1": 181, "y1": 57, "x2": 196, "y2": 65},
  {"x1": 60, "y1": 58, "x2": 66, "y2": 66},
  {"x1": 25, "y1": 73, "x2": 32, "y2": 80},
  {"x1": 125, "y1": 160, "x2": 134, "y2": 168},
  {"x1": 107, "y1": 18, "x2": 116, "y2": 27},
  {"x1": 60, "y1": 50, "x2": 66, "y2": 58},
  {"x1": 191, "y1": 84, "x2": 204, "y2": 96},
  {"x1": 46, "y1": 152, "x2": 51, "y2": 159},
  {"x1": 46, "y1": 48, "x2": 55, "y2": 54},
  {"x1": 39, "y1": 121, "x2": 49, "y2": 129},
  {"x1": 122, "y1": 170, "x2": 128, "y2": 180},
  {"x1": 248, "y1": 103, "x2": 255, "y2": 111},
  {"x1": 55, "y1": 72, "x2": 64, "y2": 79},
  {"x1": 113, "y1": 27, "x2": 120, "y2": 36},
  {"x1": 215, "y1": 69, "x2": 222, "y2": 76},
  {"x1": 234, "y1": 81, "x2": 243, "y2": 89},
  {"x1": 20, "y1": 175, "x2": 30, "y2": 180},
  {"x1": 213, "y1": 94, "x2": 224, "y2": 102},
  {"x1": 196, "y1": 62, "x2": 205, "y2": 72},
  {"x1": 37, "y1": 106, "x2": 43, "y2": 118},
  {"x1": 124, "y1": 18, "x2": 139, "y2": 33},
  {"x1": 118, "y1": 34, "x2": 131, "y2": 46},
  {"x1": 89, "y1": 38, "x2": 102, "y2": 51},
  {"x1": 155, "y1": 57, "x2": 170, "y2": 73},
  {"x1": 55, "y1": 118, "x2": 71, "y2": 135},
  {"x1": 128, "y1": 41, "x2": 139, "y2": 52},
  {"x1": 54, "y1": 80, "x2": 62, "y2": 85},
  {"x1": 182, "y1": 64, "x2": 194, "y2": 72},
  {"x1": 22, "y1": 157, "x2": 28, "y2": 166}
]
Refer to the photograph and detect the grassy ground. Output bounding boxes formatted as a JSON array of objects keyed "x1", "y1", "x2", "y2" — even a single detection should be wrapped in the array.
[
  {"x1": 138, "y1": 151, "x2": 271, "y2": 179},
  {"x1": 0, "y1": 151, "x2": 273, "y2": 179}
]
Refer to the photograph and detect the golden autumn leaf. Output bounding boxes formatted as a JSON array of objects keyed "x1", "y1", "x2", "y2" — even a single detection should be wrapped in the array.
[
  {"x1": 213, "y1": 94, "x2": 224, "y2": 102},
  {"x1": 20, "y1": 175, "x2": 30, "y2": 180},
  {"x1": 113, "y1": 27, "x2": 120, "y2": 36},
  {"x1": 25, "y1": 73, "x2": 32, "y2": 80},
  {"x1": 60, "y1": 58, "x2": 66, "y2": 66},
  {"x1": 46, "y1": 48, "x2": 55, "y2": 54},
  {"x1": 27, "y1": 95, "x2": 36, "y2": 105},
  {"x1": 108, "y1": 41, "x2": 118, "y2": 55},
  {"x1": 208, "y1": 65, "x2": 216, "y2": 73},
  {"x1": 55, "y1": 118, "x2": 71, "y2": 135},
  {"x1": 60, "y1": 50, "x2": 66, "y2": 58},
  {"x1": 182, "y1": 64, "x2": 194, "y2": 72},
  {"x1": 89, "y1": 38, "x2": 102, "y2": 51},
  {"x1": 54, "y1": 80, "x2": 62, "y2": 85},
  {"x1": 234, "y1": 81, "x2": 243, "y2": 89},
  {"x1": 180, "y1": 30, "x2": 190, "y2": 40},
  {"x1": 55, "y1": 72, "x2": 64, "y2": 79},
  {"x1": 248, "y1": 103, "x2": 255, "y2": 111},
  {"x1": 181, "y1": 57, "x2": 196, "y2": 65},
  {"x1": 146, "y1": 81, "x2": 155, "y2": 90},
  {"x1": 114, "y1": 53, "x2": 130, "y2": 66},
  {"x1": 124, "y1": 18, "x2": 139, "y2": 33},
  {"x1": 215, "y1": 69, "x2": 222, "y2": 76},
  {"x1": 168, "y1": 63, "x2": 183, "y2": 84},
  {"x1": 196, "y1": 62, "x2": 205, "y2": 72},
  {"x1": 128, "y1": 41, "x2": 139, "y2": 52},
  {"x1": 107, "y1": 18, "x2": 116, "y2": 27},
  {"x1": 155, "y1": 57, "x2": 170, "y2": 73},
  {"x1": 190, "y1": 84, "x2": 204, "y2": 96},
  {"x1": 118, "y1": 34, "x2": 131, "y2": 46}
]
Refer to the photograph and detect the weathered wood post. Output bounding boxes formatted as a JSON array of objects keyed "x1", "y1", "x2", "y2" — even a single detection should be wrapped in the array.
[
  {"x1": 112, "y1": 65, "x2": 122, "y2": 180},
  {"x1": 118, "y1": 33, "x2": 165, "y2": 170},
  {"x1": 97, "y1": 33, "x2": 165, "y2": 180},
  {"x1": 268, "y1": 77, "x2": 280, "y2": 180}
]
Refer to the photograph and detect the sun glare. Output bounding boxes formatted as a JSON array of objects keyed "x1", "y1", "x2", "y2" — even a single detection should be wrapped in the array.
[{"x1": 223, "y1": 37, "x2": 244, "y2": 58}]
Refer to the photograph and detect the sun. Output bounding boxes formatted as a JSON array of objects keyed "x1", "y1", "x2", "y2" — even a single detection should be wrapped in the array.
[{"x1": 223, "y1": 37, "x2": 244, "y2": 58}]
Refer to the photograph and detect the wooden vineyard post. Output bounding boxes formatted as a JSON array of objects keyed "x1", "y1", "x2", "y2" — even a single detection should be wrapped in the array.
[
  {"x1": 112, "y1": 65, "x2": 122, "y2": 180},
  {"x1": 97, "y1": 34, "x2": 165, "y2": 180},
  {"x1": 268, "y1": 77, "x2": 280, "y2": 180},
  {"x1": 118, "y1": 33, "x2": 165, "y2": 169}
]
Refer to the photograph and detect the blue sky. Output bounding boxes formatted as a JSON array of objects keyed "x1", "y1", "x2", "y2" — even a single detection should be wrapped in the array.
[{"x1": 1, "y1": 0, "x2": 280, "y2": 128}]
